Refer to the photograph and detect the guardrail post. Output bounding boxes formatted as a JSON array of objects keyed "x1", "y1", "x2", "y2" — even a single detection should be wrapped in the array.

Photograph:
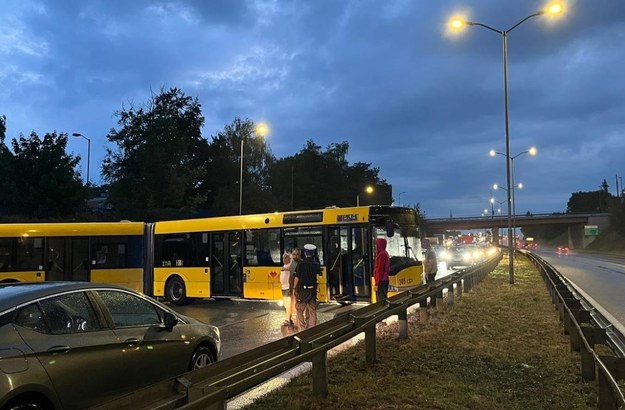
[
  {"x1": 598, "y1": 355, "x2": 625, "y2": 410},
  {"x1": 447, "y1": 285, "x2": 454, "y2": 307},
  {"x1": 312, "y1": 349, "x2": 328, "y2": 398},
  {"x1": 365, "y1": 325, "x2": 376, "y2": 365},
  {"x1": 563, "y1": 310, "x2": 571, "y2": 335},
  {"x1": 580, "y1": 327, "x2": 603, "y2": 381},
  {"x1": 456, "y1": 280, "x2": 463, "y2": 300},
  {"x1": 436, "y1": 293, "x2": 445, "y2": 313},
  {"x1": 398, "y1": 308, "x2": 408, "y2": 339},
  {"x1": 597, "y1": 367, "x2": 617, "y2": 410},
  {"x1": 419, "y1": 306, "x2": 429, "y2": 323},
  {"x1": 570, "y1": 326, "x2": 581, "y2": 352},
  {"x1": 550, "y1": 285, "x2": 557, "y2": 306},
  {"x1": 557, "y1": 298, "x2": 565, "y2": 321},
  {"x1": 464, "y1": 274, "x2": 473, "y2": 293},
  {"x1": 580, "y1": 343, "x2": 595, "y2": 382}
]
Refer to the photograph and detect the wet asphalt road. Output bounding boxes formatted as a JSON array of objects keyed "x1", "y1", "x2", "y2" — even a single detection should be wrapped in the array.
[
  {"x1": 169, "y1": 262, "x2": 455, "y2": 359},
  {"x1": 171, "y1": 299, "x2": 359, "y2": 359},
  {"x1": 535, "y1": 248, "x2": 625, "y2": 335}
]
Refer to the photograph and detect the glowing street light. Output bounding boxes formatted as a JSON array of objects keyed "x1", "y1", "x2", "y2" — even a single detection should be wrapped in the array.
[
  {"x1": 448, "y1": 3, "x2": 563, "y2": 284},
  {"x1": 240, "y1": 122, "x2": 269, "y2": 215},
  {"x1": 357, "y1": 185, "x2": 374, "y2": 206},
  {"x1": 491, "y1": 147, "x2": 536, "y2": 247}
]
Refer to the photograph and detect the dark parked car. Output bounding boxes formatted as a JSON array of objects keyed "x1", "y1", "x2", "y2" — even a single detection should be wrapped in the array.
[{"x1": 0, "y1": 282, "x2": 221, "y2": 410}]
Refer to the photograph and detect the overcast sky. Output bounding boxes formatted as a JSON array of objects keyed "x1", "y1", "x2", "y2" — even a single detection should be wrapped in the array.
[{"x1": 2, "y1": 0, "x2": 624, "y2": 218}]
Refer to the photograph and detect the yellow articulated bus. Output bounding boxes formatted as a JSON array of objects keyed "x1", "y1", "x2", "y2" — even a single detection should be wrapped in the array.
[
  {"x1": 150, "y1": 205, "x2": 424, "y2": 305},
  {"x1": 0, "y1": 222, "x2": 146, "y2": 291},
  {"x1": 0, "y1": 206, "x2": 423, "y2": 305}
]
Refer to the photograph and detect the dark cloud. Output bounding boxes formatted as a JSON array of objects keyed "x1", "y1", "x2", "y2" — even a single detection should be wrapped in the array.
[{"x1": 2, "y1": 0, "x2": 624, "y2": 218}]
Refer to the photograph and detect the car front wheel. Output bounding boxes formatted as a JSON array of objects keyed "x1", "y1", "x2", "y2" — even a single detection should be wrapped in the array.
[
  {"x1": 6, "y1": 397, "x2": 48, "y2": 410},
  {"x1": 189, "y1": 346, "x2": 216, "y2": 370}
]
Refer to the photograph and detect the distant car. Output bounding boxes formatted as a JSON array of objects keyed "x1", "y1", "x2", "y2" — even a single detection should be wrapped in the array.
[
  {"x1": 439, "y1": 245, "x2": 483, "y2": 269},
  {"x1": 522, "y1": 242, "x2": 539, "y2": 250},
  {"x1": 0, "y1": 282, "x2": 221, "y2": 410},
  {"x1": 556, "y1": 246, "x2": 570, "y2": 255}
]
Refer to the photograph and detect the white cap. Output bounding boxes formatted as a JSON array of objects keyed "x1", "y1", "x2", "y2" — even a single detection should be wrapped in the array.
[{"x1": 304, "y1": 244, "x2": 316, "y2": 251}]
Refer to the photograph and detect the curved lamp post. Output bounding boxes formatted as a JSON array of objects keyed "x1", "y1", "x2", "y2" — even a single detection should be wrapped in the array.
[
  {"x1": 357, "y1": 185, "x2": 374, "y2": 206},
  {"x1": 72, "y1": 133, "x2": 91, "y2": 185},
  {"x1": 398, "y1": 191, "x2": 406, "y2": 207},
  {"x1": 491, "y1": 147, "x2": 536, "y2": 249},
  {"x1": 240, "y1": 122, "x2": 269, "y2": 215},
  {"x1": 449, "y1": 3, "x2": 563, "y2": 284},
  {"x1": 493, "y1": 182, "x2": 524, "y2": 248}
]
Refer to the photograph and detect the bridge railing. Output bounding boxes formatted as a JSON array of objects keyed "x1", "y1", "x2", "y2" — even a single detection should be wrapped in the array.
[
  {"x1": 90, "y1": 254, "x2": 502, "y2": 410},
  {"x1": 522, "y1": 250, "x2": 625, "y2": 409}
]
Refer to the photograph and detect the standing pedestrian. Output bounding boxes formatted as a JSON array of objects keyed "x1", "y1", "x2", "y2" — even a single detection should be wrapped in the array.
[
  {"x1": 293, "y1": 244, "x2": 321, "y2": 330},
  {"x1": 288, "y1": 247, "x2": 301, "y2": 327},
  {"x1": 279, "y1": 252, "x2": 293, "y2": 326},
  {"x1": 373, "y1": 238, "x2": 390, "y2": 301},
  {"x1": 422, "y1": 238, "x2": 438, "y2": 284}
]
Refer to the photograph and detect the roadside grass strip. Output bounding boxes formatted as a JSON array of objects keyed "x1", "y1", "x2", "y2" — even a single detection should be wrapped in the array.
[{"x1": 247, "y1": 255, "x2": 597, "y2": 410}]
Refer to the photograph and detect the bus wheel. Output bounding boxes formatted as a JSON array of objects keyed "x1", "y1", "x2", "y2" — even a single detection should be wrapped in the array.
[{"x1": 166, "y1": 277, "x2": 188, "y2": 305}]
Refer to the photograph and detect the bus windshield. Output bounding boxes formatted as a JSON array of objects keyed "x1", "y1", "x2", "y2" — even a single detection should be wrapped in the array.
[{"x1": 375, "y1": 222, "x2": 421, "y2": 277}]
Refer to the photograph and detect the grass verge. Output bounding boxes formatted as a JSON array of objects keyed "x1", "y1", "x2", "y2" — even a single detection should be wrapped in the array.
[{"x1": 245, "y1": 255, "x2": 598, "y2": 409}]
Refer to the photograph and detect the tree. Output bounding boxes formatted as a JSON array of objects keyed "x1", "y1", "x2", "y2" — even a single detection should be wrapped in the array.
[
  {"x1": 0, "y1": 115, "x2": 11, "y2": 214},
  {"x1": 205, "y1": 117, "x2": 275, "y2": 215},
  {"x1": 102, "y1": 88, "x2": 209, "y2": 220},
  {"x1": 6, "y1": 131, "x2": 84, "y2": 218},
  {"x1": 268, "y1": 140, "x2": 391, "y2": 210},
  {"x1": 567, "y1": 181, "x2": 614, "y2": 214}
]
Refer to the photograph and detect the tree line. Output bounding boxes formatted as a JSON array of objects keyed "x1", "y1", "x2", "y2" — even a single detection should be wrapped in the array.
[{"x1": 0, "y1": 88, "x2": 396, "y2": 222}]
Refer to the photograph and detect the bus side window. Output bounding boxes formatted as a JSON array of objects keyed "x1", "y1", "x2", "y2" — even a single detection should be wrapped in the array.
[
  {"x1": 246, "y1": 229, "x2": 281, "y2": 267},
  {"x1": 0, "y1": 238, "x2": 11, "y2": 272}
]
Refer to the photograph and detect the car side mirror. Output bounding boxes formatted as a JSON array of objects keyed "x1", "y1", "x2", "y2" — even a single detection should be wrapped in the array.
[{"x1": 163, "y1": 312, "x2": 178, "y2": 329}]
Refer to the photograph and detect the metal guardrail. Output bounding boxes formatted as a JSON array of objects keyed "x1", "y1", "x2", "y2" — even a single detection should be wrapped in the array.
[
  {"x1": 91, "y1": 254, "x2": 502, "y2": 410},
  {"x1": 522, "y1": 250, "x2": 625, "y2": 410}
]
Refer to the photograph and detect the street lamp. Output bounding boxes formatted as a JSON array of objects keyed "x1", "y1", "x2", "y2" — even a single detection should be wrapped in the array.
[
  {"x1": 491, "y1": 147, "x2": 536, "y2": 248},
  {"x1": 72, "y1": 133, "x2": 91, "y2": 185},
  {"x1": 357, "y1": 185, "x2": 374, "y2": 206},
  {"x1": 240, "y1": 122, "x2": 269, "y2": 215},
  {"x1": 449, "y1": 3, "x2": 563, "y2": 284},
  {"x1": 493, "y1": 182, "x2": 524, "y2": 247},
  {"x1": 398, "y1": 191, "x2": 406, "y2": 207}
]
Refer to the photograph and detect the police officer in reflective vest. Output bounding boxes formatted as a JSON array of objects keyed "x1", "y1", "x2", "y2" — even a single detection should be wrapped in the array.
[{"x1": 293, "y1": 244, "x2": 321, "y2": 330}]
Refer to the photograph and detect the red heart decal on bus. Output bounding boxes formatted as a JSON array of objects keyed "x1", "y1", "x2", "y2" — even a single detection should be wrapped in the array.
[{"x1": 269, "y1": 271, "x2": 278, "y2": 279}]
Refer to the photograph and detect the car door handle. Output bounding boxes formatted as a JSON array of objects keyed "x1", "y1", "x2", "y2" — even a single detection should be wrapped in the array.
[
  {"x1": 48, "y1": 345, "x2": 71, "y2": 354},
  {"x1": 124, "y1": 338, "x2": 141, "y2": 347}
]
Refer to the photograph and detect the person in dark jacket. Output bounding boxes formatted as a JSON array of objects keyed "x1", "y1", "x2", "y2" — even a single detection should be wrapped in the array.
[
  {"x1": 293, "y1": 244, "x2": 321, "y2": 330},
  {"x1": 422, "y1": 238, "x2": 438, "y2": 284},
  {"x1": 373, "y1": 238, "x2": 390, "y2": 301}
]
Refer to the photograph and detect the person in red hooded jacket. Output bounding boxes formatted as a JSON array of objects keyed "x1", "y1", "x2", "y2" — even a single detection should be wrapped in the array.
[{"x1": 373, "y1": 238, "x2": 390, "y2": 301}]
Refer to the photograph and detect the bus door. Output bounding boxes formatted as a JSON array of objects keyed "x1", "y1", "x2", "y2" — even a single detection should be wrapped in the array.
[
  {"x1": 210, "y1": 232, "x2": 243, "y2": 297},
  {"x1": 46, "y1": 238, "x2": 89, "y2": 282},
  {"x1": 326, "y1": 227, "x2": 348, "y2": 299},
  {"x1": 326, "y1": 226, "x2": 371, "y2": 301},
  {"x1": 351, "y1": 226, "x2": 372, "y2": 299}
]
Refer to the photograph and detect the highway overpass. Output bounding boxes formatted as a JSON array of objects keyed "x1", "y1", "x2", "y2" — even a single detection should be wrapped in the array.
[{"x1": 425, "y1": 212, "x2": 611, "y2": 249}]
